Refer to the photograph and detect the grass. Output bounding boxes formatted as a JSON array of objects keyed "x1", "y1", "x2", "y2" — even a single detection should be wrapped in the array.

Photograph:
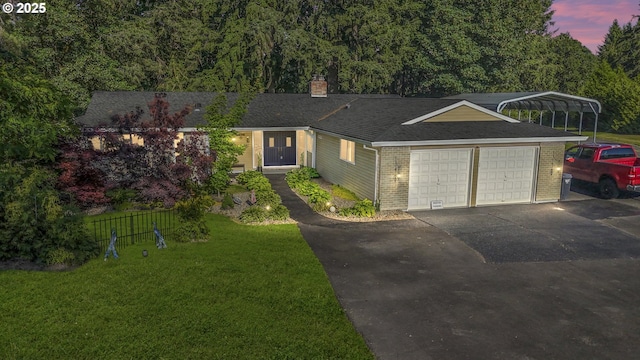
[
  {"x1": 0, "y1": 214, "x2": 373, "y2": 359},
  {"x1": 331, "y1": 184, "x2": 360, "y2": 201},
  {"x1": 572, "y1": 131, "x2": 640, "y2": 147}
]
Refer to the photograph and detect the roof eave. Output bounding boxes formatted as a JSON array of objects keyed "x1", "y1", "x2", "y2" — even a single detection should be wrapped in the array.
[{"x1": 371, "y1": 136, "x2": 589, "y2": 147}]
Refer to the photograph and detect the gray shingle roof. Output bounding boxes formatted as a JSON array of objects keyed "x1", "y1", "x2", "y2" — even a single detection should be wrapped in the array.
[
  {"x1": 76, "y1": 91, "x2": 585, "y2": 144},
  {"x1": 310, "y1": 98, "x2": 582, "y2": 143},
  {"x1": 76, "y1": 91, "x2": 399, "y2": 129}
]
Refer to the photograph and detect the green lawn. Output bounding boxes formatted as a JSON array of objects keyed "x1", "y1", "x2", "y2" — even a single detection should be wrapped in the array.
[
  {"x1": 573, "y1": 131, "x2": 640, "y2": 146},
  {"x1": 0, "y1": 214, "x2": 373, "y2": 359}
]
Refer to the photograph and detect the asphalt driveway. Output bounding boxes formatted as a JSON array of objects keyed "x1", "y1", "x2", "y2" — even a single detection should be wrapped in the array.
[
  {"x1": 410, "y1": 201, "x2": 640, "y2": 263},
  {"x1": 268, "y1": 174, "x2": 640, "y2": 359}
]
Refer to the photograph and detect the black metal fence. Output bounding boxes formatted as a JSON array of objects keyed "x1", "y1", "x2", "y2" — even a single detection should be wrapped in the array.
[{"x1": 88, "y1": 210, "x2": 177, "y2": 253}]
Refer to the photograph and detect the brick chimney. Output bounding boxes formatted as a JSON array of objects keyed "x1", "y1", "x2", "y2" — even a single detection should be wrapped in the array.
[{"x1": 310, "y1": 75, "x2": 328, "y2": 98}]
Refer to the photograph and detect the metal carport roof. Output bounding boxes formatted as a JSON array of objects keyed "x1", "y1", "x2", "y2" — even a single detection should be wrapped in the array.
[{"x1": 444, "y1": 91, "x2": 602, "y2": 141}]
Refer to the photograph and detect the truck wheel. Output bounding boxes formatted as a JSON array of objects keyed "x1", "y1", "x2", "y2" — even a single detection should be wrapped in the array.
[{"x1": 599, "y1": 178, "x2": 619, "y2": 199}]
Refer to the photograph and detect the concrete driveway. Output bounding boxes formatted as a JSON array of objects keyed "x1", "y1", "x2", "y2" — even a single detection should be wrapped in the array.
[{"x1": 269, "y1": 175, "x2": 640, "y2": 359}]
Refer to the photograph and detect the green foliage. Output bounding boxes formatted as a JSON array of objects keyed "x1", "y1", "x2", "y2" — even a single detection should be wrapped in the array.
[
  {"x1": 45, "y1": 248, "x2": 75, "y2": 266},
  {"x1": 239, "y1": 203, "x2": 289, "y2": 223},
  {"x1": 174, "y1": 196, "x2": 214, "y2": 221},
  {"x1": 204, "y1": 93, "x2": 254, "y2": 195},
  {"x1": 599, "y1": 19, "x2": 640, "y2": 79},
  {"x1": 236, "y1": 170, "x2": 264, "y2": 185},
  {"x1": 106, "y1": 188, "x2": 137, "y2": 210},
  {"x1": 339, "y1": 199, "x2": 376, "y2": 218},
  {"x1": 3, "y1": 0, "x2": 568, "y2": 102},
  {"x1": 268, "y1": 204, "x2": 290, "y2": 221},
  {"x1": 285, "y1": 168, "x2": 330, "y2": 210},
  {"x1": 245, "y1": 176, "x2": 272, "y2": 193},
  {"x1": 171, "y1": 219, "x2": 210, "y2": 243},
  {"x1": 239, "y1": 206, "x2": 267, "y2": 223},
  {"x1": 309, "y1": 188, "x2": 331, "y2": 208},
  {"x1": 255, "y1": 189, "x2": 281, "y2": 207},
  {"x1": 285, "y1": 167, "x2": 320, "y2": 190},
  {"x1": 581, "y1": 61, "x2": 640, "y2": 133},
  {"x1": 0, "y1": 64, "x2": 75, "y2": 163},
  {"x1": 221, "y1": 193, "x2": 234, "y2": 210},
  {"x1": 0, "y1": 164, "x2": 98, "y2": 264},
  {"x1": 331, "y1": 185, "x2": 360, "y2": 201}
]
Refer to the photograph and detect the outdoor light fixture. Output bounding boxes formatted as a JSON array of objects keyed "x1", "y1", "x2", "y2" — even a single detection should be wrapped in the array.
[
  {"x1": 142, "y1": 249, "x2": 148, "y2": 257},
  {"x1": 265, "y1": 205, "x2": 271, "y2": 211}
]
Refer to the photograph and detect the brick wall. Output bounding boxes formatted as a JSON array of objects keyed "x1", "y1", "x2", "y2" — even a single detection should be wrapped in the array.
[
  {"x1": 535, "y1": 142, "x2": 565, "y2": 202},
  {"x1": 378, "y1": 146, "x2": 411, "y2": 210}
]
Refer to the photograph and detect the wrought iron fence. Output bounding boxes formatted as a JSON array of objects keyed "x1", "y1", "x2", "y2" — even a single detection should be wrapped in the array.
[{"x1": 88, "y1": 210, "x2": 177, "y2": 253}]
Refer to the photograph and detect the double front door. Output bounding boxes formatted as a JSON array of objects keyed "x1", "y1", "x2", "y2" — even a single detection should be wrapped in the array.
[{"x1": 263, "y1": 131, "x2": 296, "y2": 166}]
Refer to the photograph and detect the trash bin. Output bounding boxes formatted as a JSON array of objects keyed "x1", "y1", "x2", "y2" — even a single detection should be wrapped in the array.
[{"x1": 560, "y1": 173, "x2": 572, "y2": 200}]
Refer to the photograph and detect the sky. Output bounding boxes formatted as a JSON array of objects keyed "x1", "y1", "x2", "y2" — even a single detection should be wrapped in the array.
[{"x1": 550, "y1": 0, "x2": 639, "y2": 53}]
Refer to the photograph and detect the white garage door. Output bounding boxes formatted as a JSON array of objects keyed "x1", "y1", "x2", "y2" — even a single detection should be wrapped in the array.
[
  {"x1": 408, "y1": 149, "x2": 472, "y2": 210},
  {"x1": 476, "y1": 147, "x2": 537, "y2": 206}
]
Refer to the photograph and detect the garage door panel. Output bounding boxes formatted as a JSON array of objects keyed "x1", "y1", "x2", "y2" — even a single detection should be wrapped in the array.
[
  {"x1": 476, "y1": 147, "x2": 537, "y2": 206},
  {"x1": 408, "y1": 149, "x2": 472, "y2": 210}
]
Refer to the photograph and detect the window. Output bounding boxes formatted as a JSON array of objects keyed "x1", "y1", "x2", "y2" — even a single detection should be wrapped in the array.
[
  {"x1": 340, "y1": 139, "x2": 355, "y2": 163},
  {"x1": 268, "y1": 137, "x2": 275, "y2": 147},
  {"x1": 578, "y1": 148, "x2": 595, "y2": 160},
  {"x1": 286, "y1": 137, "x2": 292, "y2": 147},
  {"x1": 601, "y1": 148, "x2": 635, "y2": 159}
]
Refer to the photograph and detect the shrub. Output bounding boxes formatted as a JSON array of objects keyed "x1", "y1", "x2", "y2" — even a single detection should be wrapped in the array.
[
  {"x1": 46, "y1": 248, "x2": 75, "y2": 266},
  {"x1": 245, "y1": 176, "x2": 272, "y2": 192},
  {"x1": 285, "y1": 167, "x2": 319, "y2": 189},
  {"x1": 309, "y1": 188, "x2": 331, "y2": 207},
  {"x1": 236, "y1": 170, "x2": 263, "y2": 185},
  {"x1": 0, "y1": 165, "x2": 99, "y2": 264},
  {"x1": 296, "y1": 181, "x2": 318, "y2": 196},
  {"x1": 221, "y1": 193, "x2": 234, "y2": 210},
  {"x1": 255, "y1": 189, "x2": 281, "y2": 207},
  {"x1": 339, "y1": 199, "x2": 376, "y2": 218},
  {"x1": 240, "y1": 206, "x2": 267, "y2": 223},
  {"x1": 268, "y1": 204, "x2": 290, "y2": 221},
  {"x1": 298, "y1": 166, "x2": 320, "y2": 179},
  {"x1": 172, "y1": 219, "x2": 210, "y2": 242},
  {"x1": 174, "y1": 196, "x2": 214, "y2": 221}
]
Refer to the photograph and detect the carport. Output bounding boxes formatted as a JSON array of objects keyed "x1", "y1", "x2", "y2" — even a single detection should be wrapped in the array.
[{"x1": 445, "y1": 92, "x2": 602, "y2": 142}]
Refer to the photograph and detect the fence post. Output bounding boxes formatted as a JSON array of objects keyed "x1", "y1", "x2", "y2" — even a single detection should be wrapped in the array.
[{"x1": 130, "y1": 214, "x2": 135, "y2": 245}]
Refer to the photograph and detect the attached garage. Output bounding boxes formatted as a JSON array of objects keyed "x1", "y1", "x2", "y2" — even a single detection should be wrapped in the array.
[
  {"x1": 408, "y1": 149, "x2": 472, "y2": 209},
  {"x1": 476, "y1": 146, "x2": 537, "y2": 206}
]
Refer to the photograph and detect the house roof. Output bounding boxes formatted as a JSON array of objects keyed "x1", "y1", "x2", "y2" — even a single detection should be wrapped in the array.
[
  {"x1": 76, "y1": 91, "x2": 399, "y2": 129},
  {"x1": 310, "y1": 98, "x2": 586, "y2": 145},
  {"x1": 77, "y1": 91, "x2": 587, "y2": 145}
]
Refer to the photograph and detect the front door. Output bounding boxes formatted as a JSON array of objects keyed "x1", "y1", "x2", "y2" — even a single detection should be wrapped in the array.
[{"x1": 263, "y1": 131, "x2": 296, "y2": 166}]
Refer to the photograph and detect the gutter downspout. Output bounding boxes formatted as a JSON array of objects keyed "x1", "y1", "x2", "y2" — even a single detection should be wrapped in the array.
[{"x1": 363, "y1": 145, "x2": 379, "y2": 204}]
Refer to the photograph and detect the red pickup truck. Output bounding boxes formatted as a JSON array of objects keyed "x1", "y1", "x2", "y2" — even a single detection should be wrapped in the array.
[{"x1": 564, "y1": 143, "x2": 640, "y2": 199}]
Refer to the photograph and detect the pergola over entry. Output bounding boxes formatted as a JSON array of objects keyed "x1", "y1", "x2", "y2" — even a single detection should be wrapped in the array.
[{"x1": 445, "y1": 92, "x2": 602, "y2": 142}]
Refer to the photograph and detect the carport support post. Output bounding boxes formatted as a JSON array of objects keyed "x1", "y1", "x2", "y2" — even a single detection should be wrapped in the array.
[
  {"x1": 551, "y1": 111, "x2": 556, "y2": 128},
  {"x1": 564, "y1": 111, "x2": 569, "y2": 131},
  {"x1": 578, "y1": 112, "x2": 584, "y2": 135},
  {"x1": 590, "y1": 103, "x2": 599, "y2": 144},
  {"x1": 539, "y1": 110, "x2": 544, "y2": 126}
]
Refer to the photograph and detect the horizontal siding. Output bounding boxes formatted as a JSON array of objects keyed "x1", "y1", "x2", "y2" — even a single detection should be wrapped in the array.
[
  {"x1": 426, "y1": 106, "x2": 501, "y2": 122},
  {"x1": 316, "y1": 134, "x2": 375, "y2": 200}
]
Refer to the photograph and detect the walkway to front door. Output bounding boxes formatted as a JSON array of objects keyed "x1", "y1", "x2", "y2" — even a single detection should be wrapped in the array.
[{"x1": 263, "y1": 131, "x2": 296, "y2": 166}]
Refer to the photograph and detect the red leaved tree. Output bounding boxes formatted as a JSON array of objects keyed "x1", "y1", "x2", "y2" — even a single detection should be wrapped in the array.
[{"x1": 59, "y1": 93, "x2": 213, "y2": 208}]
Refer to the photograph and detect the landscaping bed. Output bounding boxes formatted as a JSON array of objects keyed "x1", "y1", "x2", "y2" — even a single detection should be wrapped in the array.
[{"x1": 286, "y1": 168, "x2": 413, "y2": 222}]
